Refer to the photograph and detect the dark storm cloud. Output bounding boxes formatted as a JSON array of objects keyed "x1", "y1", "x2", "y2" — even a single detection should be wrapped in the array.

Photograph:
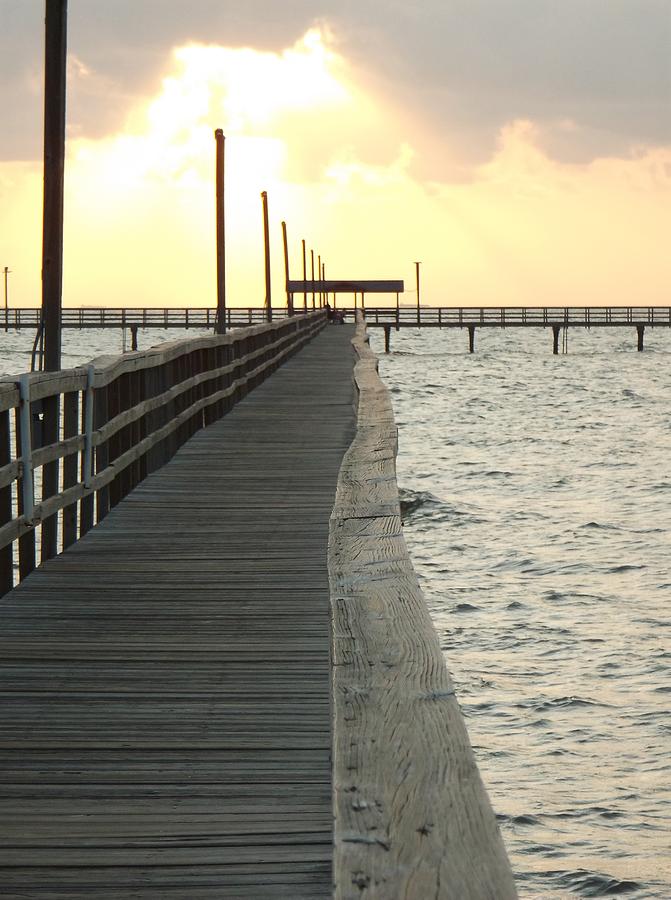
[{"x1": 1, "y1": 0, "x2": 669, "y2": 163}]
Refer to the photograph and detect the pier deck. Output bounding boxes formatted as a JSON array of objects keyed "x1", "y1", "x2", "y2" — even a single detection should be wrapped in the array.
[{"x1": 0, "y1": 325, "x2": 355, "y2": 898}]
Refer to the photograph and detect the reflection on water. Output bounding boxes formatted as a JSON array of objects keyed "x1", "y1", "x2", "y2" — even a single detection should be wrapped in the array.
[{"x1": 377, "y1": 325, "x2": 671, "y2": 900}]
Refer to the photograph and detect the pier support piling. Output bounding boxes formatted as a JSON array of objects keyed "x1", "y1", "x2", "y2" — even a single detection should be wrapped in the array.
[
  {"x1": 130, "y1": 324, "x2": 138, "y2": 351},
  {"x1": 383, "y1": 324, "x2": 391, "y2": 354},
  {"x1": 552, "y1": 324, "x2": 561, "y2": 355},
  {"x1": 468, "y1": 324, "x2": 475, "y2": 353},
  {"x1": 637, "y1": 324, "x2": 645, "y2": 351}
]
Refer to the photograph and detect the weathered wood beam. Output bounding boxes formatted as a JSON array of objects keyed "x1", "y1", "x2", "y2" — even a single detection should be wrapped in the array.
[{"x1": 329, "y1": 312, "x2": 517, "y2": 898}]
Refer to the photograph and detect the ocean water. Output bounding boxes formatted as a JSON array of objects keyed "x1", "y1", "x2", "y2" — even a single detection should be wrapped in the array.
[
  {"x1": 370, "y1": 325, "x2": 671, "y2": 899},
  {"x1": 1, "y1": 323, "x2": 669, "y2": 896},
  {"x1": 0, "y1": 325, "x2": 214, "y2": 378}
]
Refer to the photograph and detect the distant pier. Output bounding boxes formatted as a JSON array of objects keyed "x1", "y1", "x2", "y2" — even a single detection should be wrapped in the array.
[{"x1": 351, "y1": 305, "x2": 671, "y2": 353}]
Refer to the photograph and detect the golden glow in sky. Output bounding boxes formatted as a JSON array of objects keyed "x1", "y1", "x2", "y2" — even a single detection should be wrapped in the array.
[{"x1": 0, "y1": 27, "x2": 669, "y2": 308}]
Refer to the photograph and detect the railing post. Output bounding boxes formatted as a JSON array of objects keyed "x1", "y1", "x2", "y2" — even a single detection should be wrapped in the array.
[
  {"x1": 62, "y1": 390, "x2": 79, "y2": 548},
  {"x1": 40, "y1": 391, "x2": 60, "y2": 561},
  {"x1": 18, "y1": 375, "x2": 35, "y2": 524},
  {"x1": 17, "y1": 376, "x2": 36, "y2": 580},
  {"x1": 80, "y1": 367, "x2": 95, "y2": 536},
  {"x1": 0, "y1": 410, "x2": 13, "y2": 596}
]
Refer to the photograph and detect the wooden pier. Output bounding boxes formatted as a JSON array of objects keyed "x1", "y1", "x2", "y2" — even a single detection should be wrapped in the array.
[
  {"x1": 0, "y1": 317, "x2": 351, "y2": 897},
  {"x1": 350, "y1": 305, "x2": 671, "y2": 353},
  {"x1": 2, "y1": 306, "x2": 310, "y2": 332},
  {"x1": 0, "y1": 311, "x2": 516, "y2": 898}
]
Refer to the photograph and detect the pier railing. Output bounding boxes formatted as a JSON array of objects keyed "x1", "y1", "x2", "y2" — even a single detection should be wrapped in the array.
[
  {"x1": 0, "y1": 311, "x2": 325, "y2": 596},
  {"x1": 2, "y1": 306, "x2": 316, "y2": 330},
  {"x1": 349, "y1": 305, "x2": 671, "y2": 327},
  {"x1": 328, "y1": 312, "x2": 517, "y2": 897}
]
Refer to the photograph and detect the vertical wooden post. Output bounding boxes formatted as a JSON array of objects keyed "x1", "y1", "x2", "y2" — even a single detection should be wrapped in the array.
[
  {"x1": 552, "y1": 324, "x2": 561, "y2": 355},
  {"x1": 395, "y1": 292, "x2": 400, "y2": 331},
  {"x1": 637, "y1": 324, "x2": 645, "y2": 352},
  {"x1": 261, "y1": 191, "x2": 272, "y2": 322},
  {"x1": 79, "y1": 372, "x2": 94, "y2": 537},
  {"x1": 43, "y1": 0, "x2": 67, "y2": 373},
  {"x1": 40, "y1": 393, "x2": 59, "y2": 561},
  {"x1": 310, "y1": 250, "x2": 315, "y2": 309},
  {"x1": 415, "y1": 261, "x2": 421, "y2": 327},
  {"x1": 130, "y1": 324, "x2": 138, "y2": 350},
  {"x1": 468, "y1": 324, "x2": 476, "y2": 353},
  {"x1": 318, "y1": 254, "x2": 322, "y2": 307},
  {"x1": 0, "y1": 410, "x2": 13, "y2": 596},
  {"x1": 62, "y1": 390, "x2": 79, "y2": 548},
  {"x1": 94, "y1": 385, "x2": 109, "y2": 523},
  {"x1": 321, "y1": 262, "x2": 326, "y2": 309},
  {"x1": 15, "y1": 400, "x2": 35, "y2": 581},
  {"x1": 281, "y1": 221, "x2": 293, "y2": 315},
  {"x1": 214, "y1": 129, "x2": 226, "y2": 334},
  {"x1": 384, "y1": 324, "x2": 391, "y2": 354},
  {"x1": 302, "y1": 239, "x2": 307, "y2": 312}
]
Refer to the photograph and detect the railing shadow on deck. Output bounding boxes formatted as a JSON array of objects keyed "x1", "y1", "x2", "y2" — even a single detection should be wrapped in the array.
[
  {"x1": 328, "y1": 312, "x2": 518, "y2": 898},
  {"x1": 0, "y1": 310, "x2": 326, "y2": 597}
]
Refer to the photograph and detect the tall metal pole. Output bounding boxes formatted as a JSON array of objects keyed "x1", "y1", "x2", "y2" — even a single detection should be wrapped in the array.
[
  {"x1": 214, "y1": 129, "x2": 226, "y2": 334},
  {"x1": 301, "y1": 239, "x2": 307, "y2": 312},
  {"x1": 261, "y1": 191, "x2": 272, "y2": 322},
  {"x1": 3, "y1": 267, "x2": 10, "y2": 333},
  {"x1": 415, "y1": 261, "x2": 421, "y2": 326},
  {"x1": 42, "y1": 0, "x2": 68, "y2": 372},
  {"x1": 310, "y1": 250, "x2": 315, "y2": 309},
  {"x1": 281, "y1": 221, "x2": 292, "y2": 315}
]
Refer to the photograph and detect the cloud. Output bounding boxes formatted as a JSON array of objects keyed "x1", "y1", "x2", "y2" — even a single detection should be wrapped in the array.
[
  {"x1": 0, "y1": 28, "x2": 668, "y2": 313},
  {"x1": 1, "y1": 0, "x2": 669, "y2": 167}
]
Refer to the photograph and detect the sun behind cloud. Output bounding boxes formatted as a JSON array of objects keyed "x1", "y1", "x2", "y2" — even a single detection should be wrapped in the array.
[{"x1": 0, "y1": 26, "x2": 669, "y2": 310}]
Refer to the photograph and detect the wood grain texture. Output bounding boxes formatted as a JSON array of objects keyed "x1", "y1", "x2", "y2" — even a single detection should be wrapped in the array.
[
  {"x1": 329, "y1": 314, "x2": 518, "y2": 899},
  {"x1": 0, "y1": 324, "x2": 356, "y2": 897}
]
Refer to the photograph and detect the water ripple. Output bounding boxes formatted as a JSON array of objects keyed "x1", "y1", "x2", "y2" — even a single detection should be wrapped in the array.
[{"x1": 377, "y1": 326, "x2": 671, "y2": 899}]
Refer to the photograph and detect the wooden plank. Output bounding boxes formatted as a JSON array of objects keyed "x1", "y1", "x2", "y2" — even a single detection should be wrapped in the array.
[{"x1": 329, "y1": 313, "x2": 518, "y2": 898}]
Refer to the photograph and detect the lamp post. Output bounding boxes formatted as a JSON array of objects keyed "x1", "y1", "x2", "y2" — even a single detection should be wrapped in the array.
[
  {"x1": 310, "y1": 249, "x2": 315, "y2": 309},
  {"x1": 261, "y1": 191, "x2": 272, "y2": 322},
  {"x1": 301, "y1": 239, "x2": 307, "y2": 312},
  {"x1": 414, "y1": 261, "x2": 421, "y2": 326},
  {"x1": 3, "y1": 267, "x2": 10, "y2": 333},
  {"x1": 281, "y1": 221, "x2": 292, "y2": 315},
  {"x1": 214, "y1": 129, "x2": 226, "y2": 333}
]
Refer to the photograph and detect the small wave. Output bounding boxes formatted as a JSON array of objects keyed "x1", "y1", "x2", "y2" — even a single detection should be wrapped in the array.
[
  {"x1": 398, "y1": 487, "x2": 485, "y2": 526},
  {"x1": 399, "y1": 488, "x2": 444, "y2": 520},
  {"x1": 579, "y1": 521, "x2": 620, "y2": 531},
  {"x1": 622, "y1": 388, "x2": 644, "y2": 401},
  {"x1": 607, "y1": 564, "x2": 646, "y2": 573},
  {"x1": 552, "y1": 868, "x2": 642, "y2": 896},
  {"x1": 453, "y1": 602, "x2": 480, "y2": 613},
  {"x1": 522, "y1": 696, "x2": 604, "y2": 712}
]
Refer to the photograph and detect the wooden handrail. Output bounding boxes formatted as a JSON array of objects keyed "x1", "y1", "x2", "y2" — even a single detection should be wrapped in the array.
[
  {"x1": 328, "y1": 312, "x2": 517, "y2": 898},
  {"x1": 0, "y1": 311, "x2": 326, "y2": 596},
  {"x1": 344, "y1": 305, "x2": 671, "y2": 327}
]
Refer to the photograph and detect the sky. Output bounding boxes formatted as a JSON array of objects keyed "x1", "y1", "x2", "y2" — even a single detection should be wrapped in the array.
[{"x1": 0, "y1": 0, "x2": 669, "y2": 308}]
